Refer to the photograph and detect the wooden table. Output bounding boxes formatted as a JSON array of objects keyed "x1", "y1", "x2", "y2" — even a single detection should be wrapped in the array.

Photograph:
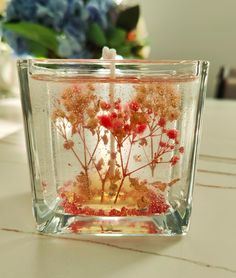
[{"x1": 0, "y1": 98, "x2": 235, "y2": 278}]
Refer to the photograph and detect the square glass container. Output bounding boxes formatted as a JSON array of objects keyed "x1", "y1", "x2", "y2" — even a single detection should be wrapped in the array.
[{"x1": 18, "y1": 59, "x2": 209, "y2": 236}]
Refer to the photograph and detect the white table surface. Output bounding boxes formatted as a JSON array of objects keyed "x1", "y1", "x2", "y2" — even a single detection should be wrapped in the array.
[{"x1": 0, "y1": 98, "x2": 235, "y2": 278}]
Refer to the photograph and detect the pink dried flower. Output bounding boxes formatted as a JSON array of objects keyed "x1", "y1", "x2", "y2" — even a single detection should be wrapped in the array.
[
  {"x1": 112, "y1": 119, "x2": 123, "y2": 131},
  {"x1": 129, "y1": 101, "x2": 140, "y2": 112},
  {"x1": 124, "y1": 124, "x2": 131, "y2": 133},
  {"x1": 170, "y1": 155, "x2": 180, "y2": 166},
  {"x1": 179, "y1": 146, "x2": 184, "y2": 153},
  {"x1": 111, "y1": 112, "x2": 118, "y2": 118},
  {"x1": 114, "y1": 99, "x2": 122, "y2": 110},
  {"x1": 166, "y1": 129, "x2": 178, "y2": 140},
  {"x1": 158, "y1": 117, "x2": 166, "y2": 127},
  {"x1": 159, "y1": 141, "x2": 167, "y2": 148},
  {"x1": 100, "y1": 101, "x2": 111, "y2": 110},
  {"x1": 64, "y1": 140, "x2": 74, "y2": 150},
  {"x1": 136, "y1": 123, "x2": 147, "y2": 134},
  {"x1": 175, "y1": 138, "x2": 180, "y2": 144},
  {"x1": 98, "y1": 115, "x2": 112, "y2": 129}
]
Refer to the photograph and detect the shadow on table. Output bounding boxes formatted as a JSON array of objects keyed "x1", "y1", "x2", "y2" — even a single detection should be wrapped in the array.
[
  {"x1": 34, "y1": 233, "x2": 182, "y2": 278},
  {"x1": 0, "y1": 192, "x2": 183, "y2": 278},
  {"x1": 75, "y1": 233, "x2": 182, "y2": 254},
  {"x1": 0, "y1": 192, "x2": 182, "y2": 252}
]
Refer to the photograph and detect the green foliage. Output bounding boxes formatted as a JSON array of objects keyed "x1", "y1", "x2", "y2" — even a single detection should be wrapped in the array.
[
  {"x1": 26, "y1": 40, "x2": 49, "y2": 57},
  {"x1": 107, "y1": 27, "x2": 126, "y2": 48},
  {"x1": 3, "y1": 22, "x2": 59, "y2": 55},
  {"x1": 116, "y1": 44, "x2": 133, "y2": 57},
  {"x1": 117, "y1": 5, "x2": 140, "y2": 31},
  {"x1": 88, "y1": 23, "x2": 107, "y2": 47}
]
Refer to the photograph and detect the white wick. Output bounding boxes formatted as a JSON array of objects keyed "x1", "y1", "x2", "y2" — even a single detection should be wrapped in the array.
[
  {"x1": 102, "y1": 46, "x2": 117, "y2": 60},
  {"x1": 102, "y1": 46, "x2": 116, "y2": 187}
]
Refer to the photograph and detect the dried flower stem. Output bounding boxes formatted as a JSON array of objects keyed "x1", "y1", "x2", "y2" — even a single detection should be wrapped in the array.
[
  {"x1": 70, "y1": 147, "x2": 85, "y2": 169},
  {"x1": 109, "y1": 66, "x2": 116, "y2": 180},
  {"x1": 100, "y1": 166, "x2": 110, "y2": 203},
  {"x1": 150, "y1": 137, "x2": 155, "y2": 176},
  {"x1": 87, "y1": 133, "x2": 101, "y2": 166},
  {"x1": 114, "y1": 177, "x2": 126, "y2": 204},
  {"x1": 81, "y1": 126, "x2": 91, "y2": 197},
  {"x1": 76, "y1": 129, "x2": 109, "y2": 203},
  {"x1": 54, "y1": 120, "x2": 85, "y2": 168},
  {"x1": 113, "y1": 139, "x2": 178, "y2": 204},
  {"x1": 80, "y1": 135, "x2": 108, "y2": 203},
  {"x1": 113, "y1": 139, "x2": 132, "y2": 204},
  {"x1": 118, "y1": 145, "x2": 125, "y2": 175},
  {"x1": 142, "y1": 145, "x2": 150, "y2": 163},
  {"x1": 82, "y1": 126, "x2": 88, "y2": 169},
  {"x1": 124, "y1": 137, "x2": 134, "y2": 173}
]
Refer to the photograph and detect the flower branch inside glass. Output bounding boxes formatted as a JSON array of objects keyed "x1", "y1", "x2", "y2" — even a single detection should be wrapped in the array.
[{"x1": 49, "y1": 75, "x2": 184, "y2": 217}]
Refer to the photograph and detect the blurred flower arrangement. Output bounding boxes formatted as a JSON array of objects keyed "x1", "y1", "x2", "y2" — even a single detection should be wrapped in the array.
[
  {"x1": 0, "y1": 0, "x2": 7, "y2": 15},
  {"x1": 0, "y1": 0, "x2": 149, "y2": 59}
]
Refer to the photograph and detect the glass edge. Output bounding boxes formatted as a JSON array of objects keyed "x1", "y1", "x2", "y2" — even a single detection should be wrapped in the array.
[
  {"x1": 17, "y1": 58, "x2": 210, "y2": 66},
  {"x1": 187, "y1": 59, "x2": 209, "y2": 206},
  {"x1": 17, "y1": 59, "x2": 28, "y2": 68},
  {"x1": 199, "y1": 60, "x2": 210, "y2": 69}
]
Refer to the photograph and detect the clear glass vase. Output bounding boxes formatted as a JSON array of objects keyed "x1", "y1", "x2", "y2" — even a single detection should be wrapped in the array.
[{"x1": 18, "y1": 59, "x2": 209, "y2": 236}]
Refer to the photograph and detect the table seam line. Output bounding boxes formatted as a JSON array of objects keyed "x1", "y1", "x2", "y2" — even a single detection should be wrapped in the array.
[
  {"x1": 199, "y1": 154, "x2": 236, "y2": 164},
  {"x1": 0, "y1": 227, "x2": 235, "y2": 274},
  {"x1": 196, "y1": 183, "x2": 236, "y2": 190},
  {"x1": 197, "y1": 169, "x2": 236, "y2": 176}
]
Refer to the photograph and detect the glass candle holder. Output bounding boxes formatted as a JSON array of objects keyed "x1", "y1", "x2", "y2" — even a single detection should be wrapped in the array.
[{"x1": 18, "y1": 59, "x2": 209, "y2": 236}]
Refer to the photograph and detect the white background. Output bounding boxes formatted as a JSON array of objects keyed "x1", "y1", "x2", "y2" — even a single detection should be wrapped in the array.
[{"x1": 138, "y1": 0, "x2": 236, "y2": 97}]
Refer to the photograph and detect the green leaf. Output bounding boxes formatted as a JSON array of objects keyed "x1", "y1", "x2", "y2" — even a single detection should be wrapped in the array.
[
  {"x1": 107, "y1": 27, "x2": 126, "y2": 48},
  {"x1": 26, "y1": 40, "x2": 48, "y2": 57},
  {"x1": 116, "y1": 44, "x2": 132, "y2": 57},
  {"x1": 117, "y1": 5, "x2": 140, "y2": 31},
  {"x1": 88, "y1": 23, "x2": 107, "y2": 47},
  {"x1": 3, "y1": 22, "x2": 59, "y2": 54}
]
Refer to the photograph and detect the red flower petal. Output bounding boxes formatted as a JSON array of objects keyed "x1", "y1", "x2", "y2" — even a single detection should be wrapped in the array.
[
  {"x1": 136, "y1": 123, "x2": 147, "y2": 134},
  {"x1": 124, "y1": 124, "x2": 131, "y2": 133},
  {"x1": 166, "y1": 129, "x2": 178, "y2": 139},
  {"x1": 170, "y1": 155, "x2": 180, "y2": 166},
  {"x1": 64, "y1": 140, "x2": 74, "y2": 150},
  {"x1": 158, "y1": 117, "x2": 166, "y2": 127},
  {"x1": 100, "y1": 101, "x2": 111, "y2": 110},
  {"x1": 98, "y1": 115, "x2": 113, "y2": 129},
  {"x1": 112, "y1": 119, "x2": 123, "y2": 130},
  {"x1": 129, "y1": 101, "x2": 140, "y2": 112},
  {"x1": 159, "y1": 140, "x2": 167, "y2": 147}
]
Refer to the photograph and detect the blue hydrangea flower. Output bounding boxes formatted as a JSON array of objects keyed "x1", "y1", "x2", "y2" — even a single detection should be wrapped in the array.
[
  {"x1": 3, "y1": 31, "x2": 29, "y2": 55},
  {"x1": 63, "y1": 0, "x2": 88, "y2": 38},
  {"x1": 86, "y1": 0, "x2": 114, "y2": 29},
  {"x1": 36, "y1": 0, "x2": 68, "y2": 31},
  {"x1": 5, "y1": 0, "x2": 37, "y2": 22},
  {"x1": 2, "y1": 0, "x2": 117, "y2": 58}
]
